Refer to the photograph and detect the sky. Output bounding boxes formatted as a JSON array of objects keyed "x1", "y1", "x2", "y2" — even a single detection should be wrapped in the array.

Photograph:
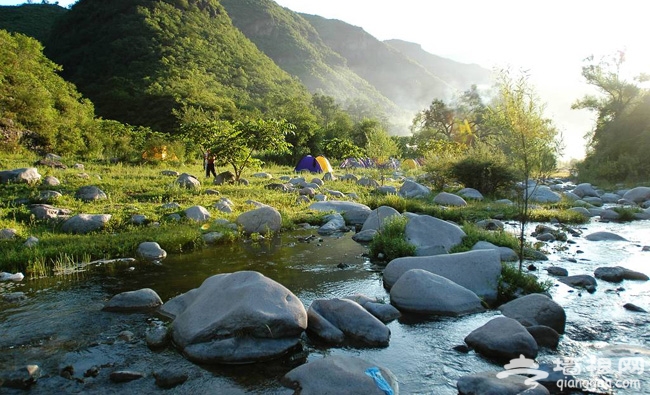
[{"x1": 3, "y1": 0, "x2": 649, "y2": 160}]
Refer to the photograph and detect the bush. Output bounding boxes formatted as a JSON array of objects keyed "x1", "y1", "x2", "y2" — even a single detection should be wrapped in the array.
[
  {"x1": 498, "y1": 263, "x2": 552, "y2": 304},
  {"x1": 369, "y1": 215, "x2": 416, "y2": 262},
  {"x1": 450, "y1": 157, "x2": 516, "y2": 196}
]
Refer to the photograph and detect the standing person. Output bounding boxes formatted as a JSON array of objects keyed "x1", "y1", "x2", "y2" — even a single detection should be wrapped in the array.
[{"x1": 205, "y1": 151, "x2": 217, "y2": 178}]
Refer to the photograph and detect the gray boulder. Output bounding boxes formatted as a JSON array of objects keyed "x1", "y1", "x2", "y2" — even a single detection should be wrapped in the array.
[
  {"x1": 42, "y1": 175, "x2": 60, "y2": 186},
  {"x1": 398, "y1": 180, "x2": 431, "y2": 198},
  {"x1": 37, "y1": 190, "x2": 63, "y2": 202},
  {"x1": 281, "y1": 356, "x2": 398, "y2": 395},
  {"x1": 390, "y1": 269, "x2": 485, "y2": 316},
  {"x1": 103, "y1": 288, "x2": 163, "y2": 312},
  {"x1": 214, "y1": 171, "x2": 235, "y2": 185},
  {"x1": 361, "y1": 206, "x2": 401, "y2": 232},
  {"x1": 0, "y1": 167, "x2": 41, "y2": 184},
  {"x1": 527, "y1": 186, "x2": 561, "y2": 203},
  {"x1": 357, "y1": 176, "x2": 380, "y2": 188},
  {"x1": 472, "y1": 241, "x2": 518, "y2": 262},
  {"x1": 584, "y1": 231, "x2": 628, "y2": 241},
  {"x1": 583, "y1": 196, "x2": 603, "y2": 206},
  {"x1": 572, "y1": 183, "x2": 600, "y2": 198},
  {"x1": 558, "y1": 275, "x2": 597, "y2": 293},
  {"x1": 601, "y1": 192, "x2": 621, "y2": 203},
  {"x1": 526, "y1": 325, "x2": 560, "y2": 349},
  {"x1": 465, "y1": 316, "x2": 538, "y2": 360},
  {"x1": 161, "y1": 271, "x2": 307, "y2": 364},
  {"x1": 568, "y1": 207, "x2": 592, "y2": 217},
  {"x1": 203, "y1": 232, "x2": 225, "y2": 244},
  {"x1": 61, "y1": 214, "x2": 111, "y2": 234},
  {"x1": 318, "y1": 213, "x2": 348, "y2": 235},
  {"x1": 307, "y1": 298, "x2": 390, "y2": 346},
  {"x1": 161, "y1": 170, "x2": 179, "y2": 176},
  {"x1": 352, "y1": 229, "x2": 377, "y2": 243},
  {"x1": 383, "y1": 250, "x2": 501, "y2": 303},
  {"x1": 457, "y1": 187, "x2": 484, "y2": 200},
  {"x1": 146, "y1": 324, "x2": 170, "y2": 349},
  {"x1": 475, "y1": 219, "x2": 505, "y2": 230},
  {"x1": 137, "y1": 242, "x2": 167, "y2": 262},
  {"x1": 495, "y1": 198, "x2": 514, "y2": 205},
  {"x1": 24, "y1": 236, "x2": 39, "y2": 248},
  {"x1": 594, "y1": 266, "x2": 649, "y2": 282},
  {"x1": 184, "y1": 205, "x2": 211, "y2": 222},
  {"x1": 236, "y1": 206, "x2": 282, "y2": 234},
  {"x1": 457, "y1": 371, "x2": 550, "y2": 395},
  {"x1": 0, "y1": 228, "x2": 18, "y2": 239},
  {"x1": 343, "y1": 294, "x2": 401, "y2": 323},
  {"x1": 545, "y1": 266, "x2": 568, "y2": 277},
  {"x1": 309, "y1": 201, "x2": 372, "y2": 226},
  {"x1": 29, "y1": 204, "x2": 71, "y2": 221},
  {"x1": 622, "y1": 186, "x2": 650, "y2": 204},
  {"x1": 75, "y1": 185, "x2": 107, "y2": 202},
  {"x1": 404, "y1": 213, "x2": 466, "y2": 256},
  {"x1": 176, "y1": 173, "x2": 201, "y2": 189},
  {"x1": 499, "y1": 293, "x2": 566, "y2": 334},
  {"x1": 376, "y1": 185, "x2": 397, "y2": 195},
  {"x1": 563, "y1": 191, "x2": 581, "y2": 201},
  {"x1": 434, "y1": 192, "x2": 468, "y2": 206}
]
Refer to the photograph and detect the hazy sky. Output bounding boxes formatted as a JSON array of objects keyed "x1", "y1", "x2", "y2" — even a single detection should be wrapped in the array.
[{"x1": 3, "y1": 0, "x2": 649, "y2": 159}]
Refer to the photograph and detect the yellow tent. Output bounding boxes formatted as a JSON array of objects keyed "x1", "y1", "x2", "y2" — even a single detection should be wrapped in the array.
[
  {"x1": 402, "y1": 158, "x2": 419, "y2": 169},
  {"x1": 315, "y1": 155, "x2": 334, "y2": 173}
]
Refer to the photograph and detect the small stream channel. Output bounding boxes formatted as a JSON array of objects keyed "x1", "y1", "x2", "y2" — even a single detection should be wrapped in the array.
[{"x1": 1, "y1": 219, "x2": 649, "y2": 394}]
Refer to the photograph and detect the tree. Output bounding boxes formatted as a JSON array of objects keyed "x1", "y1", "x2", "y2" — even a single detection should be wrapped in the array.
[
  {"x1": 323, "y1": 138, "x2": 365, "y2": 160},
  {"x1": 365, "y1": 127, "x2": 399, "y2": 165},
  {"x1": 182, "y1": 118, "x2": 295, "y2": 180},
  {"x1": 486, "y1": 69, "x2": 561, "y2": 271}
]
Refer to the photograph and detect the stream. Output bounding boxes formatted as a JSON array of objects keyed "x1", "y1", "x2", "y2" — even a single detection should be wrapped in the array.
[{"x1": 1, "y1": 218, "x2": 649, "y2": 394}]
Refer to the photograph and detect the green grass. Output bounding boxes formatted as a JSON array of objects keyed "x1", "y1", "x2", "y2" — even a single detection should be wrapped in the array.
[
  {"x1": 498, "y1": 262, "x2": 553, "y2": 304},
  {"x1": 0, "y1": 154, "x2": 590, "y2": 273},
  {"x1": 369, "y1": 215, "x2": 416, "y2": 262}
]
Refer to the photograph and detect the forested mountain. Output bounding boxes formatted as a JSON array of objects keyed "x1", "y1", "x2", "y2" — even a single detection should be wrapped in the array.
[
  {"x1": 44, "y1": 0, "x2": 312, "y2": 133},
  {"x1": 385, "y1": 39, "x2": 493, "y2": 91},
  {"x1": 220, "y1": 0, "x2": 398, "y2": 117},
  {"x1": 0, "y1": 3, "x2": 66, "y2": 43}
]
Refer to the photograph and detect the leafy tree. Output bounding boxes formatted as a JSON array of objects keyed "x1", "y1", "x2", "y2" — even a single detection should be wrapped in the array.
[
  {"x1": 365, "y1": 127, "x2": 399, "y2": 165},
  {"x1": 486, "y1": 69, "x2": 561, "y2": 271},
  {"x1": 323, "y1": 138, "x2": 364, "y2": 160},
  {"x1": 182, "y1": 118, "x2": 295, "y2": 180},
  {"x1": 0, "y1": 29, "x2": 97, "y2": 155}
]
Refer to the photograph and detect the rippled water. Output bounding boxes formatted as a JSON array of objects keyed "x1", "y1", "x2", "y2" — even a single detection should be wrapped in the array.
[{"x1": 1, "y1": 220, "x2": 649, "y2": 394}]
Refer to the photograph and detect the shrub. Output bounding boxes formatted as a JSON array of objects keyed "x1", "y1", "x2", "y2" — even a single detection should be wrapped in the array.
[
  {"x1": 498, "y1": 262, "x2": 553, "y2": 304},
  {"x1": 450, "y1": 157, "x2": 516, "y2": 196},
  {"x1": 369, "y1": 215, "x2": 416, "y2": 262}
]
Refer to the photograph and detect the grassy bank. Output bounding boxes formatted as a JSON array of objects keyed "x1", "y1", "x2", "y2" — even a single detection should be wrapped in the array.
[{"x1": 0, "y1": 153, "x2": 587, "y2": 273}]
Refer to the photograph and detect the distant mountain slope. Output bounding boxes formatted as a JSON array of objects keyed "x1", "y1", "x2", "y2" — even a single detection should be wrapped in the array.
[
  {"x1": 220, "y1": 0, "x2": 398, "y2": 115},
  {"x1": 0, "y1": 3, "x2": 67, "y2": 43},
  {"x1": 44, "y1": 0, "x2": 310, "y2": 133},
  {"x1": 385, "y1": 39, "x2": 493, "y2": 91},
  {"x1": 300, "y1": 14, "x2": 452, "y2": 112}
]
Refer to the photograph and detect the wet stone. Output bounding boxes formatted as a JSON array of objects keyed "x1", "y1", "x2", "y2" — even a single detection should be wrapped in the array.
[
  {"x1": 109, "y1": 370, "x2": 144, "y2": 383},
  {"x1": 154, "y1": 369, "x2": 188, "y2": 389},
  {"x1": 623, "y1": 303, "x2": 647, "y2": 313}
]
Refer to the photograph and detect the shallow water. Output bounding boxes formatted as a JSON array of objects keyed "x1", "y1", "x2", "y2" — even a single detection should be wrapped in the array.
[{"x1": 1, "y1": 220, "x2": 649, "y2": 394}]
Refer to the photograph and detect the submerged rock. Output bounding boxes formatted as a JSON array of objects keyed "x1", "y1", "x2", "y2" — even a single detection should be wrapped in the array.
[
  {"x1": 281, "y1": 356, "x2": 399, "y2": 395},
  {"x1": 457, "y1": 371, "x2": 550, "y2": 395},
  {"x1": 153, "y1": 369, "x2": 188, "y2": 389},
  {"x1": 559, "y1": 275, "x2": 598, "y2": 293},
  {"x1": 103, "y1": 288, "x2": 163, "y2": 312},
  {"x1": 594, "y1": 266, "x2": 649, "y2": 282},
  {"x1": 584, "y1": 231, "x2": 628, "y2": 241}
]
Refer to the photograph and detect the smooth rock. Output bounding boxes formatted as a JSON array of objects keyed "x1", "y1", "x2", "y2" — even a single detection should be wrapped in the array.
[
  {"x1": 465, "y1": 316, "x2": 538, "y2": 360},
  {"x1": 352, "y1": 229, "x2": 377, "y2": 243},
  {"x1": 360, "y1": 206, "x2": 401, "y2": 232},
  {"x1": 457, "y1": 187, "x2": 484, "y2": 200},
  {"x1": 184, "y1": 205, "x2": 211, "y2": 222},
  {"x1": 545, "y1": 266, "x2": 568, "y2": 277},
  {"x1": 472, "y1": 241, "x2": 518, "y2": 262},
  {"x1": 343, "y1": 294, "x2": 401, "y2": 323},
  {"x1": 499, "y1": 293, "x2": 566, "y2": 334},
  {"x1": 433, "y1": 192, "x2": 467, "y2": 206},
  {"x1": 176, "y1": 173, "x2": 201, "y2": 189},
  {"x1": 404, "y1": 213, "x2": 466, "y2": 256},
  {"x1": 526, "y1": 325, "x2": 560, "y2": 349},
  {"x1": 584, "y1": 231, "x2": 628, "y2": 241},
  {"x1": 318, "y1": 213, "x2": 348, "y2": 235},
  {"x1": 236, "y1": 206, "x2": 282, "y2": 234},
  {"x1": 74, "y1": 185, "x2": 107, "y2": 202},
  {"x1": 390, "y1": 269, "x2": 485, "y2": 316},
  {"x1": 110, "y1": 370, "x2": 144, "y2": 383},
  {"x1": 623, "y1": 303, "x2": 647, "y2": 313},
  {"x1": 154, "y1": 369, "x2": 188, "y2": 389},
  {"x1": 136, "y1": 242, "x2": 167, "y2": 261},
  {"x1": 146, "y1": 324, "x2": 170, "y2": 349},
  {"x1": 103, "y1": 288, "x2": 163, "y2": 312},
  {"x1": 0, "y1": 167, "x2": 41, "y2": 184},
  {"x1": 309, "y1": 201, "x2": 372, "y2": 226},
  {"x1": 0, "y1": 228, "x2": 18, "y2": 239},
  {"x1": 398, "y1": 180, "x2": 431, "y2": 198},
  {"x1": 61, "y1": 214, "x2": 111, "y2": 234},
  {"x1": 558, "y1": 275, "x2": 597, "y2": 293},
  {"x1": 457, "y1": 371, "x2": 550, "y2": 395},
  {"x1": 622, "y1": 186, "x2": 650, "y2": 204},
  {"x1": 594, "y1": 266, "x2": 648, "y2": 282}
]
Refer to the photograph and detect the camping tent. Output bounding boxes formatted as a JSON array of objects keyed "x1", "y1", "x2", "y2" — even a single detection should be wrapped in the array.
[{"x1": 294, "y1": 155, "x2": 333, "y2": 173}]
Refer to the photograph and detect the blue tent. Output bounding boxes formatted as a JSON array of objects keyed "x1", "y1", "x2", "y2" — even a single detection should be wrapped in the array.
[{"x1": 295, "y1": 155, "x2": 322, "y2": 173}]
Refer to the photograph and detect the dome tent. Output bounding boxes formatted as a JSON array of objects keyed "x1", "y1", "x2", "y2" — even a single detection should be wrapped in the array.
[{"x1": 294, "y1": 155, "x2": 333, "y2": 173}]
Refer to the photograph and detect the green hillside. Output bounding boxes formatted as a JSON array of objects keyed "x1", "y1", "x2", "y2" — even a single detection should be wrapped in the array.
[
  {"x1": 220, "y1": 0, "x2": 398, "y2": 116},
  {"x1": 0, "y1": 3, "x2": 67, "y2": 43},
  {"x1": 44, "y1": 0, "x2": 311, "y2": 133},
  {"x1": 301, "y1": 14, "x2": 451, "y2": 112}
]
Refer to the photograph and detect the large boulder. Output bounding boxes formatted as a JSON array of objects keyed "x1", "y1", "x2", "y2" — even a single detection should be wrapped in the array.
[
  {"x1": 343, "y1": 294, "x2": 401, "y2": 323},
  {"x1": 308, "y1": 201, "x2": 372, "y2": 226},
  {"x1": 383, "y1": 250, "x2": 501, "y2": 303},
  {"x1": 61, "y1": 214, "x2": 111, "y2": 234},
  {"x1": 472, "y1": 241, "x2": 518, "y2": 262},
  {"x1": 103, "y1": 288, "x2": 163, "y2": 312},
  {"x1": 307, "y1": 298, "x2": 390, "y2": 346},
  {"x1": 41, "y1": 175, "x2": 60, "y2": 187},
  {"x1": 594, "y1": 266, "x2": 649, "y2": 282},
  {"x1": 318, "y1": 213, "x2": 348, "y2": 235},
  {"x1": 390, "y1": 269, "x2": 485, "y2": 316},
  {"x1": 184, "y1": 205, "x2": 211, "y2": 222},
  {"x1": 571, "y1": 183, "x2": 600, "y2": 198},
  {"x1": 398, "y1": 180, "x2": 431, "y2": 198},
  {"x1": 281, "y1": 356, "x2": 399, "y2": 395},
  {"x1": 465, "y1": 316, "x2": 539, "y2": 360},
  {"x1": 404, "y1": 213, "x2": 466, "y2": 256},
  {"x1": 622, "y1": 186, "x2": 650, "y2": 204},
  {"x1": 28, "y1": 204, "x2": 71, "y2": 221},
  {"x1": 499, "y1": 294, "x2": 566, "y2": 334},
  {"x1": 236, "y1": 206, "x2": 282, "y2": 234},
  {"x1": 457, "y1": 187, "x2": 484, "y2": 200},
  {"x1": 161, "y1": 271, "x2": 307, "y2": 364},
  {"x1": 360, "y1": 206, "x2": 401, "y2": 232},
  {"x1": 433, "y1": 192, "x2": 467, "y2": 206},
  {"x1": 175, "y1": 173, "x2": 201, "y2": 189},
  {"x1": 527, "y1": 186, "x2": 561, "y2": 203},
  {"x1": 75, "y1": 185, "x2": 107, "y2": 202},
  {"x1": 584, "y1": 231, "x2": 628, "y2": 241},
  {"x1": 558, "y1": 275, "x2": 597, "y2": 293},
  {"x1": 0, "y1": 167, "x2": 41, "y2": 184}
]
